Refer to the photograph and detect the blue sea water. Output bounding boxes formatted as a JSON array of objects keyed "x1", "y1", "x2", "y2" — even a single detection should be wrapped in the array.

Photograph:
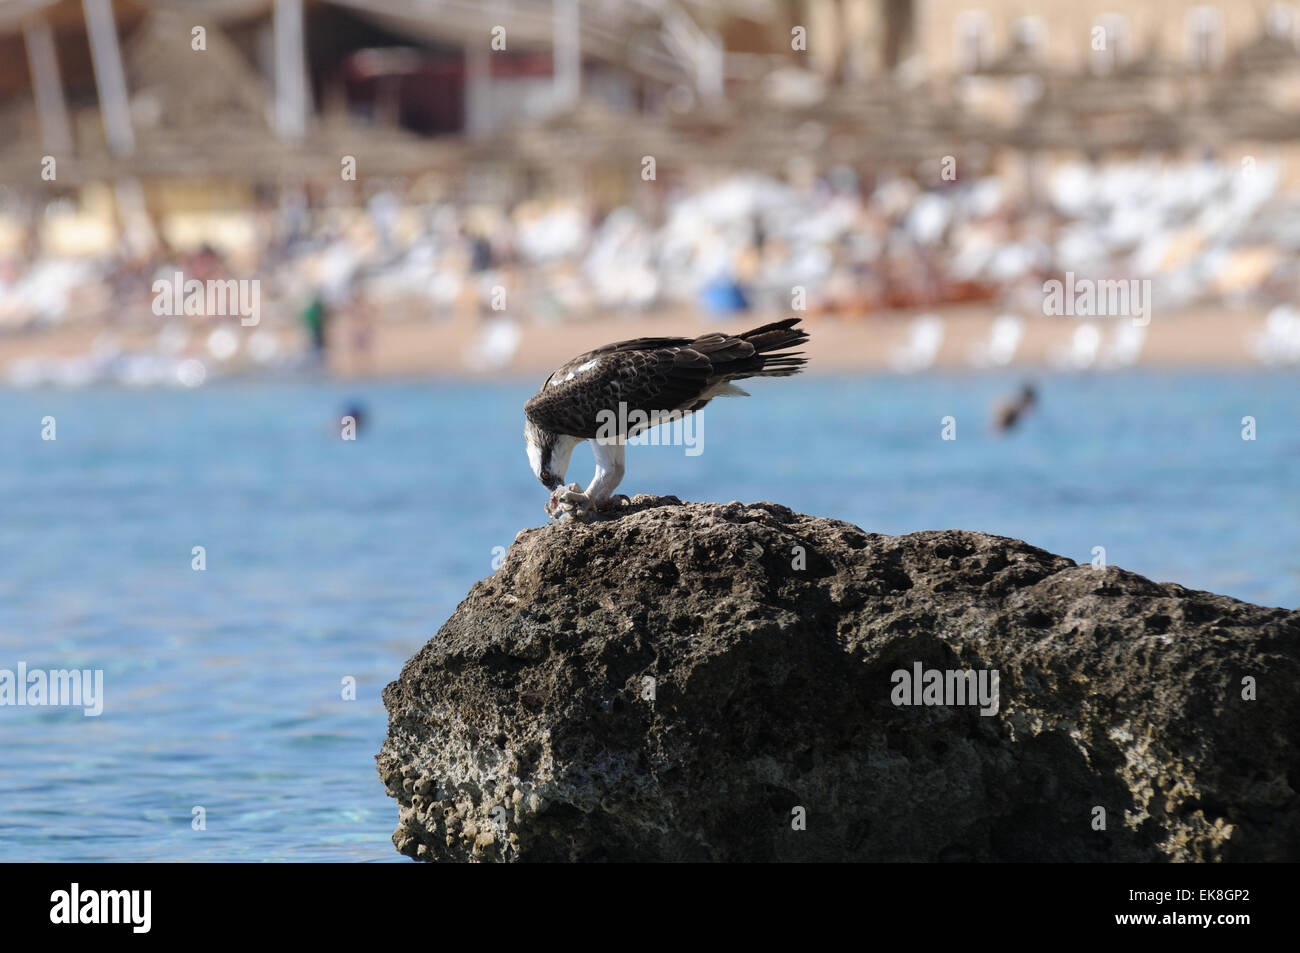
[{"x1": 0, "y1": 371, "x2": 1296, "y2": 862}]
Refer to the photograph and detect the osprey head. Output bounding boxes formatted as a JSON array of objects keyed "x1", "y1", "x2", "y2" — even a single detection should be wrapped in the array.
[{"x1": 524, "y1": 419, "x2": 577, "y2": 492}]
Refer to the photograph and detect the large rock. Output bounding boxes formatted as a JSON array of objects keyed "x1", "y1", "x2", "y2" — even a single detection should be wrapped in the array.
[{"x1": 377, "y1": 497, "x2": 1300, "y2": 862}]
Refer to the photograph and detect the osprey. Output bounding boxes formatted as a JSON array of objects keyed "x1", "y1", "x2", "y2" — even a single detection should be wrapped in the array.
[{"x1": 524, "y1": 317, "x2": 809, "y2": 519}]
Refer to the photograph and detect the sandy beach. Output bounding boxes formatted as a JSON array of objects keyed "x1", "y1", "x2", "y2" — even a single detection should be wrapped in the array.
[
  {"x1": 0, "y1": 303, "x2": 1280, "y2": 382},
  {"x1": 351, "y1": 305, "x2": 1278, "y2": 376}
]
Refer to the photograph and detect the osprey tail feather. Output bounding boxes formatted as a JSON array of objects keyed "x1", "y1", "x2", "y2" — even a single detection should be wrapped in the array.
[{"x1": 716, "y1": 317, "x2": 809, "y2": 380}]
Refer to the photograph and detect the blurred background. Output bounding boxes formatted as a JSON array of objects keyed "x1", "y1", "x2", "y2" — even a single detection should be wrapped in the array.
[{"x1": 0, "y1": 0, "x2": 1297, "y2": 862}]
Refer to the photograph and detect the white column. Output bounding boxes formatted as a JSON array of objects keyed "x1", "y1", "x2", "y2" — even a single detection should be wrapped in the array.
[
  {"x1": 274, "y1": 0, "x2": 308, "y2": 141},
  {"x1": 553, "y1": 0, "x2": 580, "y2": 111},
  {"x1": 23, "y1": 17, "x2": 74, "y2": 154},
  {"x1": 82, "y1": 0, "x2": 135, "y2": 156},
  {"x1": 697, "y1": 29, "x2": 724, "y2": 103}
]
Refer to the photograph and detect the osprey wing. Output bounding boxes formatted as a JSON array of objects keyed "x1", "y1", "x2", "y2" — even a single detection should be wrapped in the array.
[{"x1": 524, "y1": 344, "x2": 713, "y2": 439}]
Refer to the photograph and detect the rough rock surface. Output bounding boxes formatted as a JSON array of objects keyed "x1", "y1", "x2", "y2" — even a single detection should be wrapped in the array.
[{"x1": 377, "y1": 497, "x2": 1300, "y2": 862}]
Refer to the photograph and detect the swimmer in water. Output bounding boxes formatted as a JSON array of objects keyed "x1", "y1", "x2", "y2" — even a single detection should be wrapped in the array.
[{"x1": 991, "y1": 383, "x2": 1037, "y2": 435}]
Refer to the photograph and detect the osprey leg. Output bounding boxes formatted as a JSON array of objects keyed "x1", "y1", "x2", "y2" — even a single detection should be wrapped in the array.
[{"x1": 585, "y1": 440, "x2": 626, "y2": 507}]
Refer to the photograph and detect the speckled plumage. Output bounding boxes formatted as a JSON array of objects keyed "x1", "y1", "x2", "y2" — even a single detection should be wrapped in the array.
[{"x1": 524, "y1": 318, "x2": 809, "y2": 440}]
